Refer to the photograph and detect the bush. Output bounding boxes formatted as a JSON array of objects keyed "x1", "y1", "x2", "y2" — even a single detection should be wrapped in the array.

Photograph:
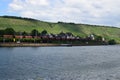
[
  {"x1": 3, "y1": 38, "x2": 13, "y2": 42},
  {"x1": 20, "y1": 38, "x2": 41, "y2": 43},
  {"x1": 0, "y1": 37, "x2": 3, "y2": 42},
  {"x1": 108, "y1": 39, "x2": 116, "y2": 45},
  {"x1": 20, "y1": 38, "x2": 34, "y2": 43}
]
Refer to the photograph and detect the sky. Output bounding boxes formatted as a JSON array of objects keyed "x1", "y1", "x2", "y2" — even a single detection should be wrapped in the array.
[{"x1": 0, "y1": 0, "x2": 120, "y2": 27}]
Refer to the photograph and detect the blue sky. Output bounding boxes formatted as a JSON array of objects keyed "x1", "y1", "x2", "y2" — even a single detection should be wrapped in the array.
[
  {"x1": 0, "y1": 0, "x2": 120, "y2": 28},
  {"x1": 0, "y1": 0, "x2": 12, "y2": 15}
]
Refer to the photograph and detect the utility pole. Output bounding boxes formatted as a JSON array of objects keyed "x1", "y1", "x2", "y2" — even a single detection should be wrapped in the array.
[{"x1": 18, "y1": 31, "x2": 22, "y2": 43}]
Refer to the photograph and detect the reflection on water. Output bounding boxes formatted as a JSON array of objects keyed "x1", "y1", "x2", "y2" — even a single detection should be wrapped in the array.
[{"x1": 0, "y1": 45, "x2": 120, "y2": 80}]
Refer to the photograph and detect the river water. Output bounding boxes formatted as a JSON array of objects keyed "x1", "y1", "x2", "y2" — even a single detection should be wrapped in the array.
[{"x1": 0, "y1": 45, "x2": 120, "y2": 80}]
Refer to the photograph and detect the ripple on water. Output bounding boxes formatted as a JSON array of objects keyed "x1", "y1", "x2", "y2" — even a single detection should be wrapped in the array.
[{"x1": 0, "y1": 46, "x2": 120, "y2": 80}]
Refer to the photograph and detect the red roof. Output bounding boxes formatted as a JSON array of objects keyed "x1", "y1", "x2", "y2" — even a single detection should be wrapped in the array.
[
  {"x1": 15, "y1": 36, "x2": 23, "y2": 39},
  {"x1": 3, "y1": 35, "x2": 13, "y2": 38},
  {"x1": 25, "y1": 36, "x2": 33, "y2": 38}
]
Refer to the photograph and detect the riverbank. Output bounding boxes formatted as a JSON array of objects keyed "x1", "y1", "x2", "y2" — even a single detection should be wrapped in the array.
[
  {"x1": 0, "y1": 43, "x2": 61, "y2": 47},
  {"x1": 0, "y1": 43, "x2": 108, "y2": 47}
]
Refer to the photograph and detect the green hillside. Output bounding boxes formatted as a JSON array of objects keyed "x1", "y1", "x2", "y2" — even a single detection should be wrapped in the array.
[{"x1": 0, "y1": 16, "x2": 120, "y2": 43}]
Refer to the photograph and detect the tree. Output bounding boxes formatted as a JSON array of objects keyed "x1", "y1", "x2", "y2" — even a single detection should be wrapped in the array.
[
  {"x1": 31, "y1": 29, "x2": 39, "y2": 36},
  {"x1": 22, "y1": 31, "x2": 28, "y2": 36},
  {"x1": 4, "y1": 28, "x2": 15, "y2": 35},
  {"x1": 41, "y1": 30, "x2": 47, "y2": 35}
]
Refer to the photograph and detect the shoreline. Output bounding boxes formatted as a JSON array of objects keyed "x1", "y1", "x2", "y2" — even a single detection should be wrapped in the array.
[
  {"x1": 0, "y1": 43, "x2": 109, "y2": 47},
  {"x1": 0, "y1": 43, "x2": 60, "y2": 47}
]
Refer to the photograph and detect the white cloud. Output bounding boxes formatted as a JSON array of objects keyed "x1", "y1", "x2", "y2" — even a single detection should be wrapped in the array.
[
  {"x1": 9, "y1": 0, "x2": 120, "y2": 27},
  {"x1": 9, "y1": 0, "x2": 23, "y2": 11},
  {"x1": 25, "y1": 0, "x2": 49, "y2": 6}
]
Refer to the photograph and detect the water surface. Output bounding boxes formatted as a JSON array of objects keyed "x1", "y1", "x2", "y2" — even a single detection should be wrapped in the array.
[{"x1": 0, "y1": 45, "x2": 120, "y2": 80}]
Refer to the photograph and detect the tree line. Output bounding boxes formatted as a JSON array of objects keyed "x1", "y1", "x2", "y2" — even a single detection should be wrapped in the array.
[
  {"x1": 0, "y1": 28, "x2": 116, "y2": 45},
  {"x1": 1, "y1": 15, "x2": 38, "y2": 21},
  {"x1": 0, "y1": 28, "x2": 47, "y2": 36}
]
